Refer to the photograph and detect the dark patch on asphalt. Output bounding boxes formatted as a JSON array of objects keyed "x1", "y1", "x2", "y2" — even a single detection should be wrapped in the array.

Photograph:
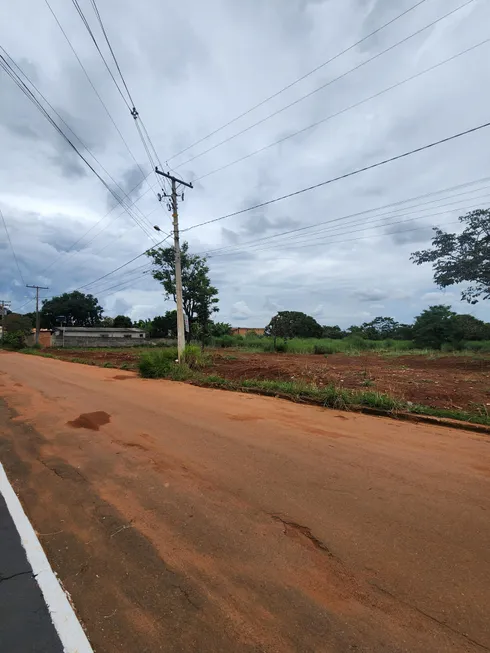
[
  {"x1": 67, "y1": 411, "x2": 111, "y2": 431},
  {"x1": 112, "y1": 440, "x2": 149, "y2": 452},
  {"x1": 271, "y1": 514, "x2": 335, "y2": 557},
  {"x1": 0, "y1": 493, "x2": 64, "y2": 652},
  {"x1": 39, "y1": 459, "x2": 87, "y2": 483}
]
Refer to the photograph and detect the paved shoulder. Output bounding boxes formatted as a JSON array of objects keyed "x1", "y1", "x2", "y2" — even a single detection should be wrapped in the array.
[{"x1": 0, "y1": 463, "x2": 93, "y2": 653}]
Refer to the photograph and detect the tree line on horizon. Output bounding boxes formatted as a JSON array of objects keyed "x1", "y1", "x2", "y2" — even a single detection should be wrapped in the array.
[{"x1": 2, "y1": 207, "x2": 489, "y2": 351}]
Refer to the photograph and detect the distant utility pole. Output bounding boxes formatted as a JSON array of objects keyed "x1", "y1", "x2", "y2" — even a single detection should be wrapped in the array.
[
  {"x1": 0, "y1": 300, "x2": 11, "y2": 342},
  {"x1": 154, "y1": 167, "x2": 193, "y2": 363},
  {"x1": 26, "y1": 285, "x2": 49, "y2": 345}
]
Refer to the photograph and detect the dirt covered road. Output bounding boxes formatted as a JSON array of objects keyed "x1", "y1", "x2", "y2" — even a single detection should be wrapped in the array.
[{"x1": 0, "y1": 352, "x2": 489, "y2": 652}]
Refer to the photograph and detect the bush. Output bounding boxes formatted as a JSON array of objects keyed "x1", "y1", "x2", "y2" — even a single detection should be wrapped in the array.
[
  {"x1": 217, "y1": 335, "x2": 234, "y2": 348},
  {"x1": 138, "y1": 349, "x2": 177, "y2": 378},
  {"x1": 1, "y1": 331, "x2": 26, "y2": 350},
  {"x1": 344, "y1": 335, "x2": 374, "y2": 351},
  {"x1": 464, "y1": 341, "x2": 490, "y2": 353},
  {"x1": 183, "y1": 344, "x2": 209, "y2": 369},
  {"x1": 313, "y1": 344, "x2": 335, "y2": 355},
  {"x1": 275, "y1": 341, "x2": 288, "y2": 353}
]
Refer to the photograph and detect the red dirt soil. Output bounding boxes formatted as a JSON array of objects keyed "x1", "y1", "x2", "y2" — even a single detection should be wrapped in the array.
[
  {"x1": 44, "y1": 348, "x2": 490, "y2": 412},
  {"x1": 1, "y1": 352, "x2": 490, "y2": 652}
]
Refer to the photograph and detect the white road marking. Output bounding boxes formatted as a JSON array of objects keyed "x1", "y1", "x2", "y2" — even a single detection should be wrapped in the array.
[{"x1": 0, "y1": 463, "x2": 94, "y2": 653}]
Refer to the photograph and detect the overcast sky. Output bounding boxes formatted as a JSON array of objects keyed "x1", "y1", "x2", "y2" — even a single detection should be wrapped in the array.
[{"x1": 1, "y1": 0, "x2": 490, "y2": 327}]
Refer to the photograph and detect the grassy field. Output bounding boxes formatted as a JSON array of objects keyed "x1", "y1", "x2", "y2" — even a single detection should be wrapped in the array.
[{"x1": 210, "y1": 335, "x2": 490, "y2": 355}]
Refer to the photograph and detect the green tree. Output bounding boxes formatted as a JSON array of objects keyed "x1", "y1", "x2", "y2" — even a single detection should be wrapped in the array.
[
  {"x1": 41, "y1": 291, "x2": 103, "y2": 328},
  {"x1": 24, "y1": 312, "x2": 36, "y2": 328},
  {"x1": 4, "y1": 313, "x2": 32, "y2": 334},
  {"x1": 451, "y1": 314, "x2": 490, "y2": 341},
  {"x1": 135, "y1": 318, "x2": 152, "y2": 333},
  {"x1": 412, "y1": 305, "x2": 458, "y2": 349},
  {"x1": 394, "y1": 323, "x2": 414, "y2": 340},
  {"x1": 411, "y1": 209, "x2": 490, "y2": 304},
  {"x1": 210, "y1": 321, "x2": 232, "y2": 337},
  {"x1": 147, "y1": 242, "x2": 219, "y2": 338},
  {"x1": 151, "y1": 311, "x2": 177, "y2": 338},
  {"x1": 100, "y1": 316, "x2": 115, "y2": 327},
  {"x1": 265, "y1": 311, "x2": 323, "y2": 341},
  {"x1": 359, "y1": 317, "x2": 400, "y2": 340},
  {"x1": 322, "y1": 325, "x2": 344, "y2": 339},
  {"x1": 113, "y1": 315, "x2": 133, "y2": 328}
]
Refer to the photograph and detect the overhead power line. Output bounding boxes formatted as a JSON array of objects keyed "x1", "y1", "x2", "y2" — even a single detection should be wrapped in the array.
[
  {"x1": 216, "y1": 197, "x2": 490, "y2": 257},
  {"x1": 183, "y1": 119, "x2": 490, "y2": 233},
  {"x1": 193, "y1": 37, "x2": 490, "y2": 183},
  {"x1": 71, "y1": 0, "x2": 131, "y2": 110},
  {"x1": 43, "y1": 0, "x2": 155, "y2": 199},
  {"x1": 199, "y1": 182, "x2": 490, "y2": 257},
  {"x1": 166, "y1": 0, "x2": 430, "y2": 163},
  {"x1": 74, "y1": 119, "x2": 490, "y2": 292},
  {"x1": 175, "y1": 0, "x2": 475, "y2": 170},
  {"x1": 0, "y1": 49, "x2": 158, "y2": 246},
  {"x1": 72, "y1": 0, "x2": 172, "y2": 202},
  {"x1": 76, "y1": 233, "x2": 172, "y2": 292}
]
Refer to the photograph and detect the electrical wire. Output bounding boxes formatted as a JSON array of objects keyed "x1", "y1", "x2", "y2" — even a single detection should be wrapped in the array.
[
  {"x1": 166, "y1": 0, "x2": 430, "y2": 163},
  {"x1": 175, "y1": 0, "x2": 475, "y2": 170},
  {"x1": 0, "y1": 48, "x2": 155, "y2": 236},
  {"x1": 193, "y1": 37, "x2": 490, "y2": 183},
  {"x1": 73, "y1": 120, "x2": 490, "y2": 295},
  {"x1": 75, "y1": 0, "x2": 174, "y2": 205},
  {"x1": 71, "y1": 0, "x2": 131, "y2": 110},
  {"x1": 76, "y1": 233, "x2": 172, "y2": 292},
  {"x1": 182, "y1": 119, "x2": 490, "y2": 233},
  {"x1": 211, "y1": 198, "x2": 490, "y2": 257},
  {"x1": 43, "y1": 0, "x2": 155, "y2": 200},
  {"x1": 197, "y1": 179, "x2": 490, "y2": 256},
  {"x1": 0, "y1": 50, "x2": 159, "y2": 246}
]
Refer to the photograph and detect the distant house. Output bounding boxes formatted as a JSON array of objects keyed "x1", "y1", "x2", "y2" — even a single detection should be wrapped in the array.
[
  {"x1": 52, "y1": 327, "x2": 147, "y2": 347},
  {"x1": 231, "y1": 327, "x2": 265, "y2": 337}
]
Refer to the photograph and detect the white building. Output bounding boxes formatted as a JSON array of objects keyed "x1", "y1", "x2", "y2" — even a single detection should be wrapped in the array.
[{"x1": 52, "y1": 327, "x2": 147, "y2": 347}]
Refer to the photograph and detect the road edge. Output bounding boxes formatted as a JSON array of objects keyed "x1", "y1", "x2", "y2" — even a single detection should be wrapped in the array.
[{"x1": 0, "y1": 463, "x2": 93, "y2": 653}]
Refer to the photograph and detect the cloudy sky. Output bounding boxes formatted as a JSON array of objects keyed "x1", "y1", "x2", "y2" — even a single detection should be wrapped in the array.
[{"x1": 1, "y1": 0, "x2": 490, "y2": 327}]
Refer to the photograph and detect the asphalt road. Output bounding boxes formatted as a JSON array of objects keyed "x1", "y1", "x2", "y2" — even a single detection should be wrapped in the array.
[{"x1": 0, "y1": 351, "x2": 489, "y2": 652}]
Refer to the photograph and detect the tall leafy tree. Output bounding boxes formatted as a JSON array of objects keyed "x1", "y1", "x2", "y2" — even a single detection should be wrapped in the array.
[
  {"x1": 322, "y1": 325, "x2": 344, "y2": 339},
  {"x1": 151, "y1": 311, "x2": 177, "y2": 338},
  {"x1": 210, "y1": 322, "x2": 232, "y2": 337},
  {"x1": 359, "y1": 317, "x2": 400, "y2": 340},
  {"x1": 146, "y1": 242, "x2": 219, "y2": 337},
  {"x1": 265, "y1": 311, "x2": 323, "y2": 340},
  {"x1": 113, "y1": 315, "x2": 133, "y2": 328},
  {"x1": 412, "y1": 305, "x2": 458, "y2": 349},
  {"x1": 41, "y1": 291, "x2": 103, "y2": 328},
  {"x1": 411, "y1": 209, "x2": 490, "y2": 304},
  {"x1": 4, "y1": 313, "x2": 32, "y2": 334}
]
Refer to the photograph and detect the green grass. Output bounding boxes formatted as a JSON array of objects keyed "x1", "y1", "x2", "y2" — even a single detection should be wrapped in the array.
[
  {"x1": 134, "y1": 356, "x2": 490, "y2": 428},
  {"x1": 138, "y1": 345, "x2": 209, "y2": 379}
]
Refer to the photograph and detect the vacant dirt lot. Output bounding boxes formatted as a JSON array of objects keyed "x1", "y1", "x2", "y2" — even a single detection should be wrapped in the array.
[{"x1": 42, "y1": 348, "x2": 490, "y2": 412}]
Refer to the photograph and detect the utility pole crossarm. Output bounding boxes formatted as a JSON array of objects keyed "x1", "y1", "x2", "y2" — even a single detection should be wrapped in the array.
[
  {"x1": 154, "y1": 167, "x2": 193, "y2": 189},
  {"x1": 26, "y1": 284, "x2": 49, "y2": 346}
]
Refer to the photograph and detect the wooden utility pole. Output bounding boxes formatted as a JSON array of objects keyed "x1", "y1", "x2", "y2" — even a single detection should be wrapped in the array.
[
  {"x1": 26, "y1": 285, "x2": 49, "y2": 345},
  {"x1": 154, "y1": 168, "x2": 193, "y2": 363},
  {"x1": 0, "y1": 300, "x2": 11, "y2": 343}
]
